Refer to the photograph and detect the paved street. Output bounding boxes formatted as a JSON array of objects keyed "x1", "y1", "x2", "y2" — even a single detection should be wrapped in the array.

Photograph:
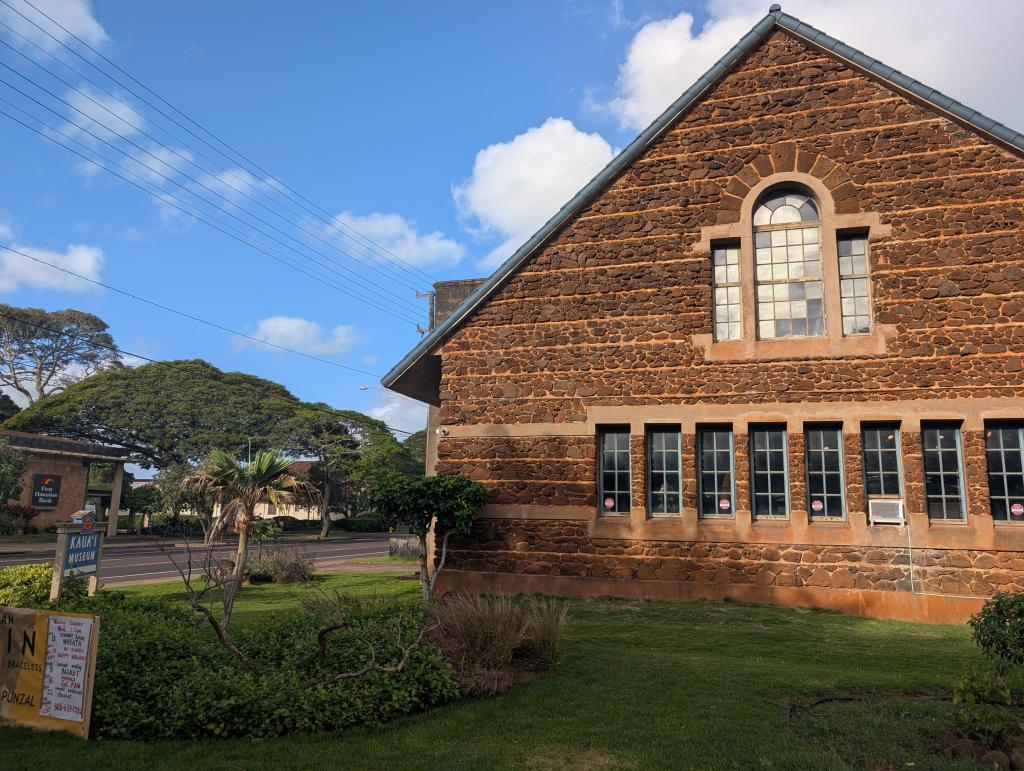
[{"x1": 0, "y1": 533, "x2": 392, "y2": 585}]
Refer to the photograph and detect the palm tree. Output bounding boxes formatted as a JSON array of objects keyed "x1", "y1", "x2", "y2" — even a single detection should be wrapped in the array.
[{"x1": 182, "y1": 449, "x2": 317, "y2": 621}]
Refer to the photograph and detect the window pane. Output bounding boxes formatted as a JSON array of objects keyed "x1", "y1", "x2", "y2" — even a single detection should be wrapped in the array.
[
  {"x1": 598, "y1": 428, "x2": 631, "y2": 514},
  {"x1": 986, "y1": 425, "x2": 1024, "y2": 521},
  {"x1": 922, "y1": 425, "x2": 965, "y2": 521},
  {"x1": 806, "y1": 427, "x2": 844, "y2": 518},
  {"x1": 751, "y1": 428, "x2": 788, "y2": 518},
  {"x1": 698, "y1": 428, "x2": 734, "y2": 517},
  {"x1": 647, "y1": 428, "x2": 682, "y2": 516},
  {"x1": 712, "y1": 244, "x2": 741, "y2": 342}
]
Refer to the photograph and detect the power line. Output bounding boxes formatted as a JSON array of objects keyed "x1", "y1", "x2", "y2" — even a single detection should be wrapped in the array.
[
  {"x1": 0, "y1": 0, "x2": 439, "y2": 288},
  {"x1": 0, "y1": 90, "x2": 426, "y2": 325},
  {"x1": 0, "y1": 30, "x2": 430, "y2": 296},
  {"x1": 0, "y1": 308, "x2": 418, "y2": 437},
  {"x1": 0, "y1": 63, "x2": 428, "y2": 318},
  {"x1": 0, "y1": 243, "x2": 383, "y2": 378}
]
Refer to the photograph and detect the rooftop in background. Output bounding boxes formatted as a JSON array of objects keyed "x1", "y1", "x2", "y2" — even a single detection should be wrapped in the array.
[{"x1": 0, "y1": 429, "x2": 129, "y2": 461}]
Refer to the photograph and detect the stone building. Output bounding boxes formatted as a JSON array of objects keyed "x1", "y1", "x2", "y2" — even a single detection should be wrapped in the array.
[
  {"x1": 3, "y1": 429, "x2": 129, "y2": 532},
  {"x1": 383, "y1": 6, "x2": 1024, "y2": 622}
]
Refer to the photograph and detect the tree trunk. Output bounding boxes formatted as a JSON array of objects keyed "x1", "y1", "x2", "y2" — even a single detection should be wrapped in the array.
[
  {"x1": 127, "y1": 509, "x2": 136, "y2": 534},
  {"x1": 419, "y1": 544, "x2": 431, "y2": 602},
  {"x1": 222, "y1": 515, "x2": 251, "y2": 626},
  {"x1": 318, "y1": 479, "x2": 332, "y2": 539}
]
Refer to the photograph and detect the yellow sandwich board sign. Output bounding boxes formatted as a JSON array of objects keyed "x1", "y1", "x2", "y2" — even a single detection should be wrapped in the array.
[{"x1": 0, "y1": 607, "x2": 100, "y2": 738}]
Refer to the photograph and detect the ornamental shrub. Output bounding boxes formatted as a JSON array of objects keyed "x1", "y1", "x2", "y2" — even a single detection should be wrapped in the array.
[
  {"x1": 0, "y1": 512, "x2": 16, "y2": 536},
  {"x1": 0, "y1": 562, "x2": 52, "y2": 606},
  {"x1": 427, "y1": 592, "x2": 568, "y2": 697},
  {"x1": 55, "y1": 591, "x2": 457, "y2": 740},
  {"x1": 969, "y1": 591, "x2": 1024, "y2": 668}
]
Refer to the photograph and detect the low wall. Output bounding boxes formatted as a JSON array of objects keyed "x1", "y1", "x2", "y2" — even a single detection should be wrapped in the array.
[{"x1": 442, "y1": 517, "x2": 1019, "y2": 623}]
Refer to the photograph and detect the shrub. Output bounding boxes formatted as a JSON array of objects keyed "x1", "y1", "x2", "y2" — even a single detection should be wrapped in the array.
[
  {"x1": 519, "y1": 596, "x2": 570, "y2": 669},
  {"x1": 55, "y1": 592, "x2": 457, "y2": 740},
  {"x1": 389, "y1": 534, "x2": 423, "y2": 558},
  {"x1": 2, "y1": 503, "x2": 39, "y2": 532},
  {"x1": 0, "y1": 562, "x2": 52, "y2": 606},
  {"x1": 427, "y1": 592, "x2": 568, "y2": 696},
  {"x1": 952, "y1": 664, "x2": 1022, "y2": 748},
  {"x1": 0, "y1": 512, "x2": 16, "y2": 536},
  {"x1": 247, "y1": 562, "x2": 275, "y2": 584},
  {"x1": 970, "y1": 592, "x2": 1024, "y2": 669},
  {"x1": 251, "y1": 546, "x2": 313, "y2": 584}
]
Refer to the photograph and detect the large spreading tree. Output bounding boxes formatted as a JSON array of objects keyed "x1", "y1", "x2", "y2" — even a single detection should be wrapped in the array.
[
  {"x1": 274, "y1": 406, "x2": 410, "y2": 537},
  {"x1": 6, "y1": 359, "x2": 301, "y2": 468},
  {"x1": 0, "y1": 305, "x2": 122, "y2": 404}
]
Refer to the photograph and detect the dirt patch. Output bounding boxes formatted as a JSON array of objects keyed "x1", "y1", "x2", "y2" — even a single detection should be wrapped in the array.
[{"x1": 524, "y1": 748, "x2": 635, "y2": 770}]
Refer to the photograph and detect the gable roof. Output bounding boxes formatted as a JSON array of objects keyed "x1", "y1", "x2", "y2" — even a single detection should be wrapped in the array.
[{"x1": 383, "y1": 4, "x2": 1024, "y2": 403}]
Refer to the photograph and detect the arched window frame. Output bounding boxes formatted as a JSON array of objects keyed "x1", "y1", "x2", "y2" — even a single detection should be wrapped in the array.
[
  {"x1": 697, "y1": 172, "x2": 891, "y2": 362},
  {"x1": 751, "y1": 185, "x2": 824, "y2": 340}
]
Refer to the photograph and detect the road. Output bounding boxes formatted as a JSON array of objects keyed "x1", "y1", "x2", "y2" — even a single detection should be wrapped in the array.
[{"x1": 0, "y1": 533, "x2": 392, "y2": 585}]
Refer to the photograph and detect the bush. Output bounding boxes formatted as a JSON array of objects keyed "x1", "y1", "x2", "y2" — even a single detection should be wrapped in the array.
[
  {"x1": 247, "y1": 562, "x2": 275, "y2": 584},
  {"x1": 519, "y1": 596, "x2": 570, "y2": 669},
  {"x1": 335, "y1": 515, "x2": 385, "y2": 533},
  {"x1": 389, "y1": 534, "x2": 423, "y2": 558},
  {"x1": 0, "y1": 562, "x2": 52, "y2": 606},
  {"x1": 952, "y1": 664, "x2": 1022, "y2": 748},
  {"x1": 55, "y1": 592, "x2": 457, "y2": 740},
  {"x1": 970, "y1": 592, "x2": 1024, "y2": 668},
  {"x1": 250, "y1": 546, "x2": 313, "y2": 584},
  {"x1": 0, "y1": 512, "x2": 16, "y2": 536},
  {"x1": 2, "y1": 503, "x2": 39, "y2": 532},
  {"x1": 427, "y1": 593, "x2": 568, "y2": 696}
]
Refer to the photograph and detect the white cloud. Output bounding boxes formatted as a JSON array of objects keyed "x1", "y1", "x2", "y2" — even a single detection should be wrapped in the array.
[
  {"x1": 604, "y1": 1, "x2": 1024, "y2": 132},
  {"x1": 326, "y1": 211, "x2": 464, "y2": 269},
  {"x1": 454, "y1": 117, "x2": 615, "y2": 269},
  {"x1": 59, "y1": 87, "x2": 145, "y2": 147},
  {"x1": 368, "y1": 389, "x2": 428, "y2": 437},
  {"x1": 0, "y1": 214, "x2": 11, "y2": 241},
  {"x1": 196, "y1": 167, "x2": 265, "y2": 204},
  {"x1": 126, "y1": 146, "x2": 194, "y2": 186},
  {"x1": 0, "y1": 0, "x2": 107, "y2": 51},
  {"x1": 238, "y1": 316, "x2": 359, "y2": 357},
  {"x1": 0, "y1": 241, "x2": 103, "y2": 293}
]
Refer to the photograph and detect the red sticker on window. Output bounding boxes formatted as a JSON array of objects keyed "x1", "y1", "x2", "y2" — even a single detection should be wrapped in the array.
[
  {"x1": 1012, "y1": 503, "x2": 1024, "y2": 516},
  {"x1": 604, "y1": 497, "x2": 615, "y2": 510},
  {"x1": 719, "y1": 498, "x2": 730, "y2": 511},
  {"x1": 811, "y1": 499, "x2": 824, "y2": 512}
]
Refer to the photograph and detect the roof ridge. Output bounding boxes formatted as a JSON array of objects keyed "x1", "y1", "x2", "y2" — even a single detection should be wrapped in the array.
[{"x1": 383, "y1": 5, "x2": 1024, "y2": 399}]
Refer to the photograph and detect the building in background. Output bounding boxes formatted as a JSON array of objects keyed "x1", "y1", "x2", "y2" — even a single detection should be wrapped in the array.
[
  {"x1": 384, "y1": 7, "x2": 1024, "y2": 622},
  {"x1": 3, "y1": 429, "x2": 129, "y2": 532}
]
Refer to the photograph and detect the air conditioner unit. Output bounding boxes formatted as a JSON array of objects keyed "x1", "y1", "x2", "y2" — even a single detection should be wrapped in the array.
[{"x1": 868, "y1": 498, "x2": 905, "y2": 525}]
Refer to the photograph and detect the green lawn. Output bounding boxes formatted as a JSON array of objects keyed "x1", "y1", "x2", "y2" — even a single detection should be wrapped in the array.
[{"x1": 1, "y1": 573, "x2": 993, "y2": 770}]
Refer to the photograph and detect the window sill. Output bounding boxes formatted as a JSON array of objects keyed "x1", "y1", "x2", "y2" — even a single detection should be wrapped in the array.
[
  {"x1": 752, "y1": 516, "x2": 790, "y2": 523},
  {"x1": 692, "y1": 327, "x2": 894, "y2": 362},
  {"x1": 698, "y1": 515, "x2": 736, "y2": 522}
]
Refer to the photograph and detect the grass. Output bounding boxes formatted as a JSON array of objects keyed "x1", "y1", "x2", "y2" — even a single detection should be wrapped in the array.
[
  {"x1": 118, "y1": 571, "x2": 417, "y2": 627},
  {"x1": 351, "y1": 554, "x2": 420, "y2": 566},
  {"x1": 0, "y1": 575, "x2": 996, "y2": 770}
]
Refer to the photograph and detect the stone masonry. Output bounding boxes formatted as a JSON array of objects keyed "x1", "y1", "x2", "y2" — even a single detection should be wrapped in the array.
[{"x1": 416, "y1": 25, "x2": 1024, "y2": 621}]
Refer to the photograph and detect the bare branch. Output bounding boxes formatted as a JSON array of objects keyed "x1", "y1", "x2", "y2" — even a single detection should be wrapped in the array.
[{"x1": 149, "y1": 533, "x2": 259, "y2": 673}]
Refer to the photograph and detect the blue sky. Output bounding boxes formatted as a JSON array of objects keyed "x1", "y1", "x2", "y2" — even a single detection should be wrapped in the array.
[{"x1": 0, "y1": 0, "x2": 1020, "y2": 436}]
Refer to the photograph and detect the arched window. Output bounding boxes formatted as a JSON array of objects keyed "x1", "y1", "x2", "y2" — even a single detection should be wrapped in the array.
[{"x1": 753, "y1": 187, "x2": 823, "y2": 339}]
